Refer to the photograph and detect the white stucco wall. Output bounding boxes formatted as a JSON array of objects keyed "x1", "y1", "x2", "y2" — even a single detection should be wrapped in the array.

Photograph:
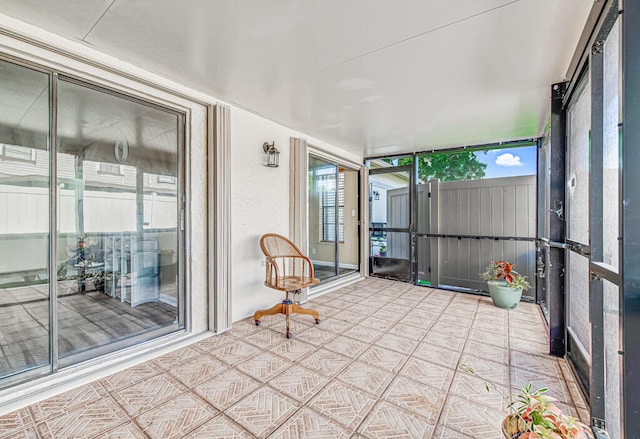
[{"x1": 230, "y1": 108, "x2": 362, "y2": 322}]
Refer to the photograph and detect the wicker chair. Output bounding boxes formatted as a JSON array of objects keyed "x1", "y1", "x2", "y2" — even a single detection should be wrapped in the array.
[{"x1": 254, "y1": 233, "x2": 320, "y2": 338}]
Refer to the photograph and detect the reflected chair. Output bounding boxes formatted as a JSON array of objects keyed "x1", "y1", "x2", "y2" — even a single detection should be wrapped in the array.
[{"x1": 254, "y1": 233, "x2": 320, "y2": 338}]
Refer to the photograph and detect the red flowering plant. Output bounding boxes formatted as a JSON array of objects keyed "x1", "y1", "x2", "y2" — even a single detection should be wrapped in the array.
[{"x1": 481, "y1": 260, "x2": 531, "y2": 291}]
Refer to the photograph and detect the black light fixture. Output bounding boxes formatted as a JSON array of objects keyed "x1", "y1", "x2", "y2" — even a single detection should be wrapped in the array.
[
  {"x1": 373, "y1": 190, "x2": 380, "y2": 200},
  {"x1": 263, "y1": 141, "x2": 280, "y2": 167}
]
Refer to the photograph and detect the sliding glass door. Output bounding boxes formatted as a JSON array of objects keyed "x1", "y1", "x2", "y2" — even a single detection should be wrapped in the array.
[
  {"x1": 55, "y1": 78, "x2": 183, "y2": 367},
  {"x1": 0, "y1": 57, "x2": 185, "y2": 387},
  {"x1": 0, "y1": 59, "x2": 51, "y2": 381},
  {"x1": 308, "y1": 155, "x2": 359, "y2": 283}
]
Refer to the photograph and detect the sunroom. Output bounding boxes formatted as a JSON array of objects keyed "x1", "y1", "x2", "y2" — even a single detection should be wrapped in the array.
[{"x1": 0, "y1": 1, "x2": 636, "y2": 438}]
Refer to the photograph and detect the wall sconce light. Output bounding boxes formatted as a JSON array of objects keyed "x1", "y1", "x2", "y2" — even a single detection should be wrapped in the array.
[
  {"x1": 262, "y1": 141, "x2": 280, "y2": 167},
  {"x1": 373, "y1": 190, "x2": 380, "y2": 200}
]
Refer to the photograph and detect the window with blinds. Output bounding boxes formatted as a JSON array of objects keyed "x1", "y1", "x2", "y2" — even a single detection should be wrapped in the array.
[
  {"x1": 0, "y1": 144, "x2": 36, "y2": 162},
  {"x1": 319, "y1": 171, "x2": 344, "y2": 242}
]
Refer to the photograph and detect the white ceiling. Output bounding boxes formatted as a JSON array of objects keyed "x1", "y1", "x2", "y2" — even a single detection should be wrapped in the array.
[{"x1": 0, "y1": 0, "x2": 592, "y2": 157}]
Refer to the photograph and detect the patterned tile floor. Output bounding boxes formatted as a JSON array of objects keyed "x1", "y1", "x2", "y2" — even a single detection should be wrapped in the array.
[{"x1": 0, "y1": 278, "x2": 589, "y2": 438}]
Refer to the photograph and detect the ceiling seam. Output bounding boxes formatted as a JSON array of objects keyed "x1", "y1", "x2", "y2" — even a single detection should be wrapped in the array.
[
  {"x1": 274, "y1": 0, "x2": 523, "y2": 90},
  {"x1": 82, "y1": 0, "x2": 117, "y2": 41}
]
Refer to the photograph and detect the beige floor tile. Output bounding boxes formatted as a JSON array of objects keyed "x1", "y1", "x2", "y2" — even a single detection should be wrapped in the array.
[
  {"x1": 244, "y1": 328, "x2": 290, "y2": 349},
  {"x1": 182, "y1": 414, "x2": 252, "y2": 438},
  {"x1": 511, "y1": 367, "x2": 573, "y2": 405},
  {"x1": 342, "y1": 325, "x2": 383, "y2": 344},
  {"x1": 168, "y1": 354, "x2": 228, "y2": 388},
  {"x1": 235, "y1": 351, "x2": 293, "y2": 383},
  {"x1": 510, "y1": 350, "x2": 563, "y2": 380},
  {"x1": 356, "y1": 400, "x2": 435, "y2": 439},
  {"x1": 358, "y1": 345, "x2": 408, "y2": 373},
  {"x1": 295, "y1": 326, "x2": 337, "y2": 346},
  {"x1": 298, "y1": 348, "x2": 352, "y2": 377},
  {"x1": 438, "y1": 395, "x2": 503, "y2": 439},
  {"x1": 382, "y1": 376, "x2": 446, "y2": 422},
  {"x1": 324, "y1": 336, "x2": 370, "y2": 357},
  {"x1": 423, "y1": 330, "x2": 466, "y2": 351},
  {"x1": 269, "y1": 407, "x2": 352, "y2": 439},
  {"x1": 458, "y1": 354, "x2": 510, "y2": 388},
  {"x1": 448, "y1": 372, "x2": 509, "y2": 413},
  {"x1": 100, "y1": 361, "x2": 164, "y2": 392},
  {"x1": 400, "y1": 358, "x2": 454, "y2": 392},
  {"x1": 374, "y1": 333, "x2": 419, "y2": 355},
  {"x1": 134, "y1": 393, "x2": 217, "y2": 439},
  {"x1": 101, "y1": 421, "x2": 148, "y2": 439},
  {"x1": 152, "y1": 346, "x2": 201, "y2": 370},
  {"x1": 413, "y1": 342, "x2": 461, "y2": 369},
  {"x1": 1, "y1": 427, "x2": 38, "y2": 439},
  {"x1": 307, "y1": 381, "x2": 376, "y2": 431},
  {"x1": 336, "y1": 361, "x2": 394, "y2": 397},
  {"x1": 209, "y1": 340, "x2": 263, "y2": 366},
  {"x1": 357, "y1": 316, "x2": 396, "y2": 332},
  {"x1": 112, "y1": 373, "x2": 187, "y2": 417},
  {"x1": 29, "y1": 382, "x2": 108, "y2": 422},
  {"x1": 193, "y1": 369, "x2": 261, "y2": 411},
  {"x1": 468, "y1": 329, "x2": 508, "y2": 349},
  {"x1": 317, "y1": 318, "x2": 356, "y2": 334},
  {"x1": 192, "y1": 332, "x2": 236, "y2": 352},
  {"x1": 0, "y1": 409, "x2": 33, "y2": 438},
  {"x1": 332, "y1": 309, "x2": 367, "y2": 323},
  {"x1": 432, "y1": 424, "x2": 475, "y2": 438},
  {"x1": 463, "y1": 339, "x2": 509, "y2": 365},
  {"x1": 268, "y1": 338, "x2": 317, "y2": 362},
  {"x1": 267, "y1": 364, "x2": 329, "y2": 403},
  {"x1": 388, "y1": 322, "x2": 428, "y2": 341},
  {"x1": 35, "y1": 397, "x2": 128, "y2": 439},
  {"x1": 7, "y1": 279, "x2": 588, "y2": 439},
  {"x1": 225, "y1": 386, "x2": 300, "y2": 438}
]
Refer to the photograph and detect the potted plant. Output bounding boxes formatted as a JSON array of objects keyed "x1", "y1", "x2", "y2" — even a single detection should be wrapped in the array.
[
  {"x1": 481, "y1": 260, "x2": 530, "y2": 309},
  {"x1": 379, "y1": 243, "x2": 387, "y2": 257},
  {"x1": 502, "y1": 384, "x2": 593, "y2": 439},
  {"x1": 461, "y1": 365, "x2": 593, "y2": 439}
]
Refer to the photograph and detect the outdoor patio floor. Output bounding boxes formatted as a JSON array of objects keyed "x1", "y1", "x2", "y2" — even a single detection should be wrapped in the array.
[{"x1": 0, "y1": 278, "x2": 589, "y2": 438}]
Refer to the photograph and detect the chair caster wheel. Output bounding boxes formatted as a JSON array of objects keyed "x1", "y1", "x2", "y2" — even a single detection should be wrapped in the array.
[
  {"x1": 315, "y1": 319, "x2": 320, "y2": 324},
  {"x1": 255, "y1": 320, "x2": 260, "y2": 326},
  {"x1": 286, "y1": 332, "x2": 292, "y2": 338}
]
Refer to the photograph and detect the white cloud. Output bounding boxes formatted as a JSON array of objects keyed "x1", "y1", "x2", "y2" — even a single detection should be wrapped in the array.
[
  {"x1": 487, "y1": 149, "x2": 502, "y2": 154},
  {"x1": 496, "y1": 153, "x2": 523, "y2": 166}
]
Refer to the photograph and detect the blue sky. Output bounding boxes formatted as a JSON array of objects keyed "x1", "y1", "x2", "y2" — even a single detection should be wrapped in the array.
[{"x1": 475, "y1": 146, "x2": 537, "y2": 178}]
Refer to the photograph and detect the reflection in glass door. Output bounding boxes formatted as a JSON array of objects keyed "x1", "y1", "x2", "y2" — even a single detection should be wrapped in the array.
[
  {"x1": 367, "y1": 159, "x2": 412, "y2": 282},
  {"x1": 0, "y1": 59, "x2": 51, "y2": 382},
  {"x1": 56, "y1": 78, "x2": 183, "y2": 366},
  {"x1": 308, "y1": 156, "x2": 359, "y2": 283}
]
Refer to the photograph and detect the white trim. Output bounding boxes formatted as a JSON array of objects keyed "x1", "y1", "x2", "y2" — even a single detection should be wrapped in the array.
[
  {"x1": 0, "y1": 330, "x2": 214, "y2": 416},
  {"x1": 308, "y1": 272, "x2": 365, "y2": 298},
  {"x1": 311, "y1": 260, "x2": 359, "y2": 270},
  {"x1": 210, "y1": 104, "x2": 232, "y2": 333}
]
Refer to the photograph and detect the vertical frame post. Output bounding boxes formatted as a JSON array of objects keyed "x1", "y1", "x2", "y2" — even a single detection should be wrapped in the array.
[{"x1": 548, "y1": 81, "x2": 568, "y2": 357}]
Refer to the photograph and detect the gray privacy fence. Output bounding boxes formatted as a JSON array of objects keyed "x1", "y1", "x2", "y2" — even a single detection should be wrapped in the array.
[{"x1": 387, "y1": 175, "x2": 537, "y2": 298}]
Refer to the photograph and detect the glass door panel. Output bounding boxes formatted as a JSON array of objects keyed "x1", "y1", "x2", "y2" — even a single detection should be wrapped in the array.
[
  {"x1": 0, "y1": 59, "x2": 51, "y2": 382},
  {"x1": 56, "y1": 78, "x2": 182, "y2": 366},
  {"x1": 369, "y1": 169, "x2": 412, "y2": 282},
  {"x1": 308, "y1": 156, "x2": 338, "y2": 281},
  {"x1": 308, "y1": 157, "x2": 359, "y2": 283}
]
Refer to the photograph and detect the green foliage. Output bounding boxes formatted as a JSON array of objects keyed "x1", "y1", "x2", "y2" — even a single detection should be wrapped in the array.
[{"x1": 386, "y1": 151, "x2": 487, "y2": 182}]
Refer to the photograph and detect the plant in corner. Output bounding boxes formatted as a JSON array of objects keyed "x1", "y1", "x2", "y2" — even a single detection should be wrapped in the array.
[
  {"x1": 481, "y1": 260, "x2": 530, "y2": 309},
  {"x1": 460, "y1": 365, "x2": 593, "y2": 439}
]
